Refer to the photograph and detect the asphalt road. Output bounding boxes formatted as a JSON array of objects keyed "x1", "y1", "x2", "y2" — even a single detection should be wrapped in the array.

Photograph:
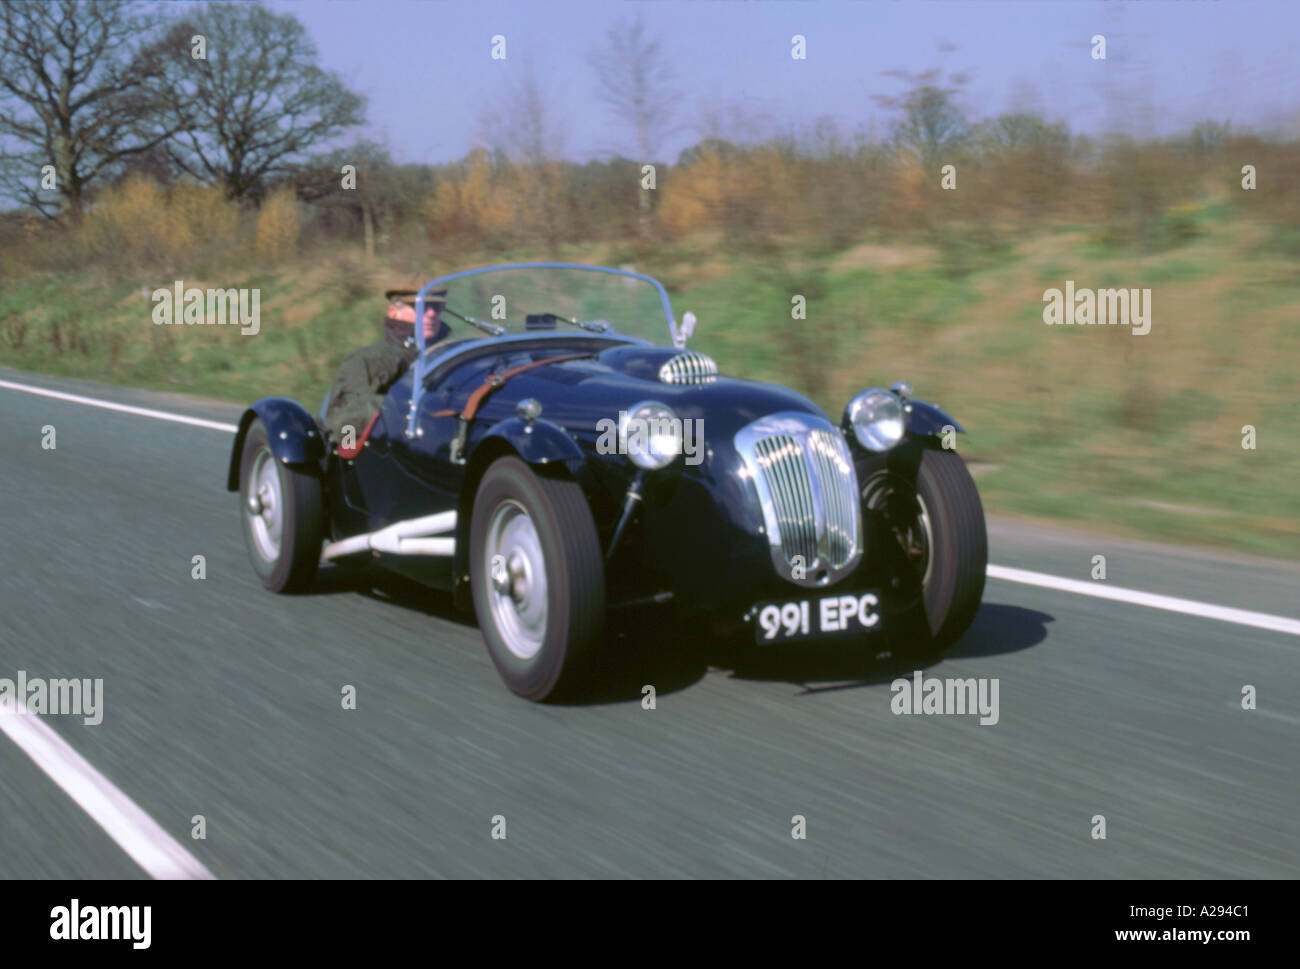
[{"x1": 1, "y1": 366, "x2": 1297, "y2": 878}]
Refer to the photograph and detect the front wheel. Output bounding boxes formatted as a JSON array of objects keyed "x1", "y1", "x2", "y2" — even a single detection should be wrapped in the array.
[
  {"x1": 469, "y1": 457, "x2": 606, "y2": 701},
  {"x1": 863, "y1": 447, "x2": 987, "y2": 651},
  {"x1": 239, "y1": 420, "x2": 324, "y2": 593}
]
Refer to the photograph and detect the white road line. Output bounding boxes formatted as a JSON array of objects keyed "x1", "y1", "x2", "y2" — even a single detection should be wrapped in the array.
[
  {"x1": 0, "y1": 711, "x2": 215, "y2": 880},
  {"x1": 987, "y1": 564, "x2": 1300, "y2": 636},
  {"x1": 0, "y1": 377, "x2": 239, "y2": 433}
]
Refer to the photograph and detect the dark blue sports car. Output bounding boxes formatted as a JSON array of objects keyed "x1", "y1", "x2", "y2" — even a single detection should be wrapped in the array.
[{"x1": 227, "y1": 263, "x2": 987, "y2": 700}]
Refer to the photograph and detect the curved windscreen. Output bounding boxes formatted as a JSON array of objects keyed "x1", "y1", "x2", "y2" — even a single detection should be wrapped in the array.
[{"x1": 416, "y1": 263, "x2": 676, "y2": 350}]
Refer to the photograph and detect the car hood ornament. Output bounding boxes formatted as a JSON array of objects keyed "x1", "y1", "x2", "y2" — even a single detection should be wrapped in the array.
[{"x1": 669, "y1": 311, "x2": 696, "y2": 349}]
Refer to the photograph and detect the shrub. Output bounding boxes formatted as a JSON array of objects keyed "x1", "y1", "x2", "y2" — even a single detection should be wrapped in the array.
[{"x1": 253, "y1": 187, "x2": 301, "y2": 261}]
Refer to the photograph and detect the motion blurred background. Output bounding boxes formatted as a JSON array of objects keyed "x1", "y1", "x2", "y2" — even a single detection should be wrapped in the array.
[{"x1": 2, "y1": 0, "x2": 1297, "y2": 556}]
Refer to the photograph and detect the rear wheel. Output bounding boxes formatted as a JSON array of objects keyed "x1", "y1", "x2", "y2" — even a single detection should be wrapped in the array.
[
  {"x1": 862, "y1": 447, "x2": 986, "y2": 652},
  {"x1": 470, "y1": 457, "x2": 605, "y2": 701},
  {"x1": 239, "y1": 420, "x2": 324, "y2": 593}
]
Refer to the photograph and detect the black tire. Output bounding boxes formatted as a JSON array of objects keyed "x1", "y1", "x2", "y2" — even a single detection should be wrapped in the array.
[
  {"x1": 469, "y1": 457, "x2": 605, "y2": 701},
  {"x1": 239, "y1": 419, "x2": 324, "y2": 593},
  {"x1": 913, "y1": 447, "x2": 987, "y2": 649}
]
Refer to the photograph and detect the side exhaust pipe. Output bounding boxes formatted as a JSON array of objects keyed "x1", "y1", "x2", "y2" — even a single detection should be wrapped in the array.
[{"x1": 322, "y1": 511, "x2": 457, "y2": 560}]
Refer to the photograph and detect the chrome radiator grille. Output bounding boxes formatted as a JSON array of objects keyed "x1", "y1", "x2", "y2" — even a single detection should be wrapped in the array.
[{"x1": 735, "y1": 413, "x2": 862, "y2": 587}]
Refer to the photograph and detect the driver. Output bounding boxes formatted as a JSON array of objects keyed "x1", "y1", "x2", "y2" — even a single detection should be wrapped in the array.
[{"x1": 323, "y1": 286, "x2": 450, "y2": 445}]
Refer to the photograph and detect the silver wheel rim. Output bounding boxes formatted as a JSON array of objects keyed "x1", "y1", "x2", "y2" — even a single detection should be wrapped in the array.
[
  {"x1": 862, "y1": 472, "x2": 934, "y2": 589},
  {"x1": 485, "y1": 500, "x2": 548, "y2": 660},
  {"x1": 246, "y1": 449, "x2": 284, "y2": 563},
  {"x1": 915, "y1": 494, "x2": 934, "y2": 588}
]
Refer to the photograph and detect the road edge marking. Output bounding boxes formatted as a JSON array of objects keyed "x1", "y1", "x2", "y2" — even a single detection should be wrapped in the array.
[
  {"x1": 0, "y1": 710, "x2": 215, "y2": 879},
  {"x1": 987, "y1": 564, "x2": 1300, "y2": 636},
  {"x1": 0, "y1": 377, "x2": 239, "y2": 433}
]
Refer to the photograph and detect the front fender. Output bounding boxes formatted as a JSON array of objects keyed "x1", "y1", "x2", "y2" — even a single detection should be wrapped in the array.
[
  {"x1": 905, "y1": 397, "x2": 964, "y2": 439},
  {"x1": 450, "y1": 417, "x2": 597, "y2": 611},
  {"x1": 226, "y1": 397, "x2": 326, "y2": 491},
  {"x1": 475, "y1": 416, "x2": 587, "y2": 472}
]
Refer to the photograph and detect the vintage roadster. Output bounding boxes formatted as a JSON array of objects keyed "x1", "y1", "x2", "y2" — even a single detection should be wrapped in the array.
[{"x1": 227, "y1": 263, "x2": 986, "y2": 700}]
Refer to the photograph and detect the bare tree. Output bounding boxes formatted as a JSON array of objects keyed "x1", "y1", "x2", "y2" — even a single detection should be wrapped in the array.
[
  {"x1": 587, "y1": 16, "x2": 678, "y2": 237},
  {"x1": 980, "y1": 113, "x2": 1068, "y2": 155},
  {"x1": 478, "y1": 65, "x2": 566, "y2": 170},
  {"x1": 0, "y1": 0, "x2": 179, "y2": 221},
  {"x1": 690, "y1": 100, "x2": 775, "y2": 152},
  {"x1": 875, "y1": 68, "x2": 971, "y2": 172},
  {"x1": 295, "y1": 140, "x2": 426, "y2": 257},
  {"x1": 155, "y1": 2, "x2": 364, "y2": 200},
  {"x1": 477, "y1": 66, "x2": 569, "y2": 252}
]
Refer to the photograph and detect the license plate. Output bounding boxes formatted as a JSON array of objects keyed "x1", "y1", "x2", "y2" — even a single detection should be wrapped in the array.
[{"x1": 751, "y1": 591, "x2": 883, "y2": 644}]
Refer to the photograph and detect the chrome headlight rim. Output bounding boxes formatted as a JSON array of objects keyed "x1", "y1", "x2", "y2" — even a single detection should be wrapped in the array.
[
  {"x1": 619, "y1": 400, "x2": 682, "y2": 471},
  {"x1": 844, "y1": 388, "x2": 905, "y2": 453}
]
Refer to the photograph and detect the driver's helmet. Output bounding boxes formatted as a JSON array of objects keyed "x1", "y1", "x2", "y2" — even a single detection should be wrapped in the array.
[{"x1": 383, "y1": 286, "x2": 449, "y2": 346}]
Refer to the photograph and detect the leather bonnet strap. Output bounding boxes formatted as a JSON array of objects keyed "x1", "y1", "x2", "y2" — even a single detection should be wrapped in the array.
[{"x1": 430, "y1": 353, "x2": 592, "y2": 422}]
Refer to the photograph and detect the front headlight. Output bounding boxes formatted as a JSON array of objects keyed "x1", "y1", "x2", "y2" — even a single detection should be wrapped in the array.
[
  {"x1": 620, "y1": 401, "x2": 682, "y2": 470},
  {"x1": 844, "y1": 388, "x2": 905, "y2": 452}
]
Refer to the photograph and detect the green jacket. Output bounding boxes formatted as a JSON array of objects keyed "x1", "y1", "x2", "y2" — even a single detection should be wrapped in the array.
[{"x1": 322, "y1": 339, "x2": 417, "y2": 443}]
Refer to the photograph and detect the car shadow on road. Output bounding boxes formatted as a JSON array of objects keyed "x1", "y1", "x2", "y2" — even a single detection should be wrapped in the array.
[
  {"x1": 945, "y1": 602, "x2": 1055, "y2": 660},
  {"x1": 308, "y1": 570, "x2": 712, "y2": 703},
  {"x1": 303, "y1": 567, "x2": 1053, "y2": 705},
  {"x1": 307, "y1": 564, "x2": 478, "y2": 628},
  {"x1": 560, "y1": 601, "x2": 1054, "y2": 706},
  {"x1": 709, "y1": 602, "x2": 1054, "y2": 697},
  {"x1": 549, "y1": 608, "x2": 714, "y2": 706}
]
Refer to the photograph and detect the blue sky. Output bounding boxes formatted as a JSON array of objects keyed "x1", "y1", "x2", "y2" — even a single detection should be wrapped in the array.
[{"x1": 259, "y1": 0, "x2": 1300, "y2": 165}]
